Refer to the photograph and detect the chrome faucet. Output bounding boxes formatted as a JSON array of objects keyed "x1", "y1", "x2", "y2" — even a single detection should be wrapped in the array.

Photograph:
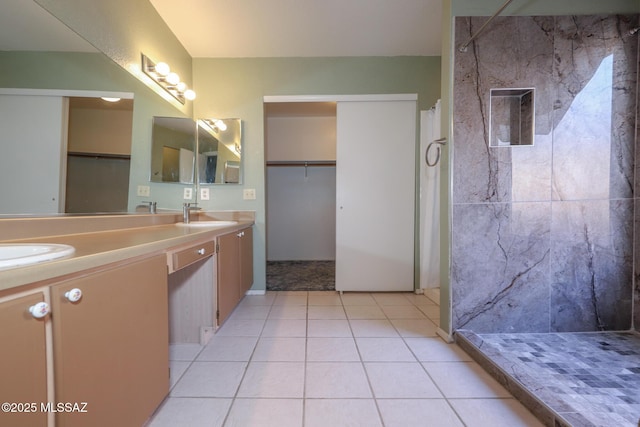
[
  {"x1": 182, "y1": 203, "x2": 200, "y2": 223},
  {"x1": 143, "y1": 201, "x2": 157, "y2": 214}
]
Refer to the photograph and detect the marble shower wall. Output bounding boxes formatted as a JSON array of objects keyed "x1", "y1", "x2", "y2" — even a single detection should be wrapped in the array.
[{"x1": 451, "y1": 15, "x2": 639, "y2": 333}]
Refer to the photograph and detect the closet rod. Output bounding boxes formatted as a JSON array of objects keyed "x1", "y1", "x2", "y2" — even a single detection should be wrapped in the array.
[{"x1": 266, "y1": 160, "x2": 336, "y2": 167}]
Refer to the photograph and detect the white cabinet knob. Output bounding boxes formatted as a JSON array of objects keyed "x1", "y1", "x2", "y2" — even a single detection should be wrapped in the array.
[
  {"x1": 197, "y1": 248, "x2": 206, "y2": 255},
  {"x1": 29, "y1": 302, "x2": 50, "y2": 319},
  {"x1": 65, "y1": 288, "x2": 83, "y2": 302}
]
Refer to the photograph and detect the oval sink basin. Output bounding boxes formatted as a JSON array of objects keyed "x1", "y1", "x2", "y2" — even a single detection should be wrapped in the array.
[
  {"x1": 176, "y1": 220, "x2": 238, "y2": 228},
  {"x1": 0, "y1": 243, "x2": 75, "y2": 269}
]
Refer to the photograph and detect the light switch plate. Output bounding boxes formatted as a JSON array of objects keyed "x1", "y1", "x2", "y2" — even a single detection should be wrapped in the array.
[
  {"x1": 137, "y1": 185, "x2": 150, "y2": 197},
  {"x1": 200, "y1": 188, "x2": 210, "y2": 200},
  {"x1": 243, "y1": 189, "x2": 256, "y2": 200},
  {"x1": 183, "y1": 188, "x2": 193, "y2": 200}
]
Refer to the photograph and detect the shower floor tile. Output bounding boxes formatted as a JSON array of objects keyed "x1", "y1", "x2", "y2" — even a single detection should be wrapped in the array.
[{"x1": 456, "y1": 330, "x2": 640, "y2": 427}]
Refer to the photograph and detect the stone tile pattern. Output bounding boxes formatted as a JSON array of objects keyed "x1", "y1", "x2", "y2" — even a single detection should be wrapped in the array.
[
  {"x1": 452, "y1": 15, "x2": 639, "y2": 333},
  {"x1": 266, "y1": 261, "x2": 335, "y2": 291},
  {"x1": 457, "y1": 330, "x2": 640, "y2": 427}
]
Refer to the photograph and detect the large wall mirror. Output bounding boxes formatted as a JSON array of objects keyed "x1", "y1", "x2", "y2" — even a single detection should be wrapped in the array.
[
  {"x1": 0, "y1": 1, "x2": 190, "y2": 215},
  {"x1": 150, "y1": 117, "x2": 196, "y2": 184}
]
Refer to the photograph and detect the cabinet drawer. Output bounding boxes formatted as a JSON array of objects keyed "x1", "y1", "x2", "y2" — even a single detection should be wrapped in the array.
[{"x1": 170, "y1": 241, "x2": 215, "y2": 272}]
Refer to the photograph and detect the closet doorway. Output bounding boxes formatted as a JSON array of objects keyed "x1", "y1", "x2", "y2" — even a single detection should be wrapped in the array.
[{"x1": 265, "y1": 102, "x2": 337, "y2": 291}]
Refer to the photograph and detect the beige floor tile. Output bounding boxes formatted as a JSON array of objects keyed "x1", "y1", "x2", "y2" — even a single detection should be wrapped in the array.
[
  {"x1": 261, "y1": 319, "x2": 307, "y2": 337},
  {"x1": 305, "y1": 362, "x2": 372, "y2": 398},
  {"x1": 273, "y1": 293, "x2": 308, "y2": 305},
  {"x1": 405, "y1": 337, "x2": 473, "y2": 362},
  {"x1": 147, "y1": 397, "x2": 231, "y2": 427},
  {"x1": 171, "y1": 362, "x2": 246, "y2": 397},
  {"x1": 449, "y1": 398, "x2": 545, "y2": 427},
  {"x1": 340, "y1": 293, "x2": 377, "y2": 305},
  {"x1": 215, "y1": 319, "x2": 265, "y2": 337},
  {"x1": 381, "y1": 305, "x2": 427, "y2": 319},
  {"x1": 419, "y1": 304, "x2": 440, "y2": 320},
  {"x1": 307, "y1": 319, "x2": 352, "y2": 337},
  {"x1": 307, "y1": 337, "x2": 360, "y2": 362},
  {"x1": 356, "y1": 337, "x2": 416, "y2": 362},
  {"x1": 237, "y1": 362, "x2": 305, "y2": 398},
  {"x1": 423, "y1": 361, "x2": 512, "y2": 398},
  {"x1": 344, "y1": 305, "x2": 386, "y2": 319},
  {"x1": 225, "y1": 399, "x2": 303, "y2": 427},
  {"x1": 252, "y1": 337, "x2": 306, "y2": 361},
  {"x1": 267, "y1": 304, "x2": 307, "y2": 319},
  {"x1": 308, "y1": 293, "x2": 342, "y2": 305},
  {"x1": 304, "y1": 399, "x2": 382, "y2": 427},
  {"x1": 197, "y1": 336, "x2": 258, "y2": 362},
  {"x1": 350, "y1": 319, "x2": 400, "y2": 337},
  {"x1": 228, "y1": 304, "x2": 271, "y2": 320},
  {"x1": 371, "y1": 292, "x2": 414, "y2": 305},
  {"x1": 389, "y1": 318, "x2": 438, "y2": 337},
  {"x1": 307, "y1": 305, "x2": 346, "y2": 319},
  {"x1": 169, "y1": 343, "x2": 203, "y2": 361},
  {"x1": 365, "y1": 362, "x2": 442, "y2": 398},
  {"x1": 238, "y1": 293, "x2": 276, "y2": 306},
  {"x1": 403, "y1": 293, "x2": 437, "y2": 306},
  {"x1": 377, "y1": 399, "x2": 464, "y2": 427},
  {"x1": 168, "y1": 361, "x2": 189, "y2": 389}
]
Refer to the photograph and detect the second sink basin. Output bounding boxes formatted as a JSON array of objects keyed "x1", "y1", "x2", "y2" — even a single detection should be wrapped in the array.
[
  {"x1": 176, "y1": 220, "x2": 238, "y2": 228},
  {"x1": 0, "y1": 243, "x2": 76, "y2": 269}
]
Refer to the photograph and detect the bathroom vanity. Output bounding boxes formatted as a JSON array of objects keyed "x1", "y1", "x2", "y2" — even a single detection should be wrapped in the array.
[{"x1": 0, "y1": 212, "x2": 254, "y2": 427}]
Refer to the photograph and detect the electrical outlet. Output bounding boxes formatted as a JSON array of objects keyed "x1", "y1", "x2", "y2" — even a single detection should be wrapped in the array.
[
  {"x1": 243, "y1": 188, "x2": 256, "y2": 200},
  {"x1": 137, "y1": 185, "x2": 150, "y2": 197},
  {"x1": 183, "y1": 188, "x2": 193, "y2": 200},
  {"x1": 200, "y1": 188, "x2": 210, "y2": 200}
]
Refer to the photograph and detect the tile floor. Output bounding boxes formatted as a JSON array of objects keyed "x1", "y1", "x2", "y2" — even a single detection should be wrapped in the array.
[{"x1": 146, "y1": 291, "x2": 543, "y2": 427}]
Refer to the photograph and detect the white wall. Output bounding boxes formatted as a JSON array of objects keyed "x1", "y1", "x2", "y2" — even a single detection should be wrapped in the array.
[{"x1": 0, "y1": 95, "x2": 66, "y2": 214}]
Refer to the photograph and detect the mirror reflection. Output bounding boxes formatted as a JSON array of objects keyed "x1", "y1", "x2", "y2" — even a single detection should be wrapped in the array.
[
  {"x1": 197, "y1": 119, "x2": 242, "y2": 184},
  {"x1": 150, "y1": 117, "x2": 196, "y2": 184}
]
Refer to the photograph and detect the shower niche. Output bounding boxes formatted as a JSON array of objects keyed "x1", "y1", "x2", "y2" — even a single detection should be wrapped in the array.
[{"x1": 489, "y1": 88, "x2": 534, "y2": 147}]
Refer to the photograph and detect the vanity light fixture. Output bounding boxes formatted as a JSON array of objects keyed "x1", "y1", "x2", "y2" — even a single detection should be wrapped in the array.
[
  {"x1": 202, "y1": 118, "x2": 227, "y2": 133},
  {"x1": 101, "y1": 97, "x2": 121, "y2": 102},
  {"x1": 141, "y1": 53, "x2": 196, "y2": 104}
]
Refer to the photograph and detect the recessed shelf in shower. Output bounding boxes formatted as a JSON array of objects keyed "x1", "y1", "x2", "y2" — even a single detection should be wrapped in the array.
[{"x1": 489, "y1": 88, "x2": 535, "y2": 147}]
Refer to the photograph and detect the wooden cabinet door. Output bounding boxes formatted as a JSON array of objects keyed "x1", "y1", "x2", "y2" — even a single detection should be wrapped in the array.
[
  {"x1": 51, "y1": 255, "x2": 168, "y2": 427},
  {"x1": 240, "y1": 227, "x2": 254, "y2": 294},
  {"x1": 217, "y1": 231, "x2": 240, "y2": 325},
  {"x1": 0, "y1": 291, "x2": 48, "y2": 427}
]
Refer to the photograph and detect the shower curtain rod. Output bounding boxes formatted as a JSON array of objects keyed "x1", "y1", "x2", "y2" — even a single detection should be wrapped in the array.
[{"x1": 458, "y1": 0, "x2": 515, "y2": 52}]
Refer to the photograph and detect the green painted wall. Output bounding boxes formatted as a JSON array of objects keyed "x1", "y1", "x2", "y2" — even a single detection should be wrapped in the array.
[{"x1": 192, "y1": 56, "x2": 442, "y2": 291}]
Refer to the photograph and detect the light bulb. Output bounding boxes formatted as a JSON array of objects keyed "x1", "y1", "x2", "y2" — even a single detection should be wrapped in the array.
[
  {"x1": 154, "y1": 61, "x2": 170, "y2": 76},
  {"x1": 184, "y1": 89, "x2": 196, "y2": 101},
  {"x1": 101, "y1": 97, "x2": 121, "y2": 102},
  {"x1": 176, "y1": 82, "x2": 187, "y2": 92},
  {"x1": 216, "y1": 120, "x2": 227, "y2": 131},
  {"x1": 166, "y1": 72, "x2": 180, "y2": 85}
]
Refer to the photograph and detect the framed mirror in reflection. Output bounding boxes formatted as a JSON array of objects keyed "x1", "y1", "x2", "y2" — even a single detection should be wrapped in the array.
[
  {"x1": 197, "y1": 119, "x2": 242, "y2": 185},
  {"x1": 150, "y1": 117, "x2": 196, "y2": 184}
]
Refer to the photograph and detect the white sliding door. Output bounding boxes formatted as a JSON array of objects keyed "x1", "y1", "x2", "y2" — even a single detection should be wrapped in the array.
[
  {"x1": 0, "y1": 95, "x2": 67, "y2": 214},
  {"x1": 336, "y1": 99, "x2": 416, "y2": 292}
]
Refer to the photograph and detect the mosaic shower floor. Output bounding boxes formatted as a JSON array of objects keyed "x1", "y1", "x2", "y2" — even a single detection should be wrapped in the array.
[
  {"x1": 266, "y1": 260, "x2": 335, "y2": 291},
  {"x1": 456, "y1": 330, "x2": 640, "y2": 426}
]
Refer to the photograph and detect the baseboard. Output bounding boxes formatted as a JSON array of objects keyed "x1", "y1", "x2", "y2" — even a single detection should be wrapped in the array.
[{"x1": 245, "y1": 289, "x2": 266, "y2": 296}]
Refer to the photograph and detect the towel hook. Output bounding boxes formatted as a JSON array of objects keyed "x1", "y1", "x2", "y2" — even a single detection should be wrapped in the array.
[{"x1": 426, "y1": 137, "x2": 447, "y2": 167}]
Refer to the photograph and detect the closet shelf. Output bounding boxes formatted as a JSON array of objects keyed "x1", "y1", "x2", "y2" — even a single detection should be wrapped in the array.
[{"x1": 266, "y1": 160, "x2": 336, "y2": 167}]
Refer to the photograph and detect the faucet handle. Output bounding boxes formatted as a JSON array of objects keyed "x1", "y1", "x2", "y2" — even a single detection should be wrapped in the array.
[{"x1": 141, "y1": 201, "x2": 157, "y2": 214}]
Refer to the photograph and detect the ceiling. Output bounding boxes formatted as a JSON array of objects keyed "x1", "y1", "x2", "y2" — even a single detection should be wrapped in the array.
[
  {"x1": 0, "y1": 0, "x2": 441, "y2": 57},
  {"x1": 150, "y1": 0, "x2": 442, "y2": 57}
]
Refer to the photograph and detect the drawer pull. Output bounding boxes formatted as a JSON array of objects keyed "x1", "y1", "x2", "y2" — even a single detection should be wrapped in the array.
[
  {"x1": 65, "y1": 288, "x2": 83, "y2": 302},
  {"x1": 29, "y1": 302, "x2": 50, "y2": 319},
  {"x1": 197, "y1": 248, "x2": 206, "y2": 255}
]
